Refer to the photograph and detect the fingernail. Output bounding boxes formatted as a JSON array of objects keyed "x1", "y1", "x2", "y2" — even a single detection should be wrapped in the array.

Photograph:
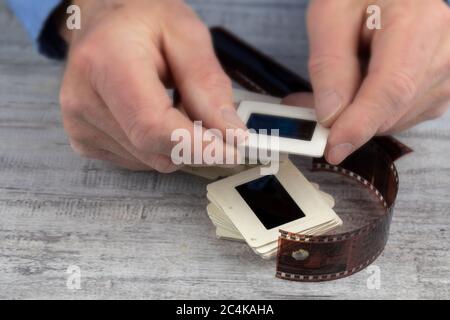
[
  {"x1": 327, "y1": 143, "x2": 355, "y2": 165},
  {"x1": 316, "y1": 91, "x2": 343, "y2": 124},
  {"x1": 221, "y1": 108, "x2": 247, "y2": 131}
]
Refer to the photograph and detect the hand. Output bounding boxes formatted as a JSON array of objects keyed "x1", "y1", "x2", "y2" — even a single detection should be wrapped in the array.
[
  {"x1": 59, "y1": 0, "x2": 246, "y2": 172},
  {"x1": 286, "y1": 0, "x2": 450, "y2": 165}
]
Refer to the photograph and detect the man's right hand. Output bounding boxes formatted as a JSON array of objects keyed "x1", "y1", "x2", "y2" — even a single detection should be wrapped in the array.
[{"x1": 59, "y1": 0, "x2": 246, "y2": 172}]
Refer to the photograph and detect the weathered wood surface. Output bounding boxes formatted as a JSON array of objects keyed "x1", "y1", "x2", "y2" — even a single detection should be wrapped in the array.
[{"x1": 0, "y1": 0, "x2": 448, "y2": 299}]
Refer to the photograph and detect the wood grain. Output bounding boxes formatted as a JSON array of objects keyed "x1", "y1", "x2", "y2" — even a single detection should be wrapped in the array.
[{"x1": 0, "y1": 0, "x2": 448, "y2": 299}]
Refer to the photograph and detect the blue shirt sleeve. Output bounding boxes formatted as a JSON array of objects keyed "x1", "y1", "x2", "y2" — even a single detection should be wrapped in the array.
[{"x1": 6, "y1": 0, "x2": 67, "y2": 59}]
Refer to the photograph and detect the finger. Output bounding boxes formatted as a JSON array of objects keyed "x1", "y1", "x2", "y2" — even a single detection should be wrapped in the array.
[
  {"x1": 282, "y1": 92, "x2": 315, "y2": 107},
  {"x1": 307, "y1": 0, "x2": 365, "y2": 125},
  {"x1": 163, "y1": 16, "x2": 247, "y2": 138},
  {"x1": 69, "y1": 122, "x2": 180, "y2": 173},
  {"x1": 69, "y1": 140, "x2": 151, "y2": 171},
  {"x1": 65, "y1": 117, "x2": 180, "y2": 172},
  {"x1": 61, "y1": 61, "x2": 181, "y2": 173},
  {"x1": 68, "y1": 121, "x2": 143, "y2": 163},
  {"x1": 389, "y1": 85, "x2": 450, "y2": 132},
  {"x1": 325, "y1": 4, "x2": 442, "y2": 165},
  {"x1": 79, "y1": 89, "x2": 184, "y2": 172},
  {"x1": 386, "y1": 104, "x2": 449, "y2": 134}
]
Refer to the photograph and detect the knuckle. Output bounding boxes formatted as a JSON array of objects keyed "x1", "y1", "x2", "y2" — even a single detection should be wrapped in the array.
[
  {"x1": 423, "y1": 106, "x2": 448, "y2": 121},
  {"x1": 59, "y1": 87, "x2": 83, "y2": 118},
  {"x1": 307, "y1": 0, "x2": 332, "y2": 26},
  {"x1": 171, "y1": 15, "x2": 209, "y2": 43},
  {"x1": 62, "y1": 119, "x2": 91, "y2": 144},
  {"x1": 187, "y1": 19, "x2": 210, "y2": 39},
  {"x1": 155, "y1": 162, "x2": 177, "y2": 174},
  {"x1": 195, "y1": 68, "x2": 231, "y2": 90},
  {"x1": 389, "y1": 70, "x2": 418, "y2": 101},
  {"x1": 376, "y1": 70, "x2": 418, "y2": 115},
  {"x1": 127, "y1": 116, "x2": 161, "y2": 152},
  {"x1": 356, "y1": 90, "x2": 409, "y2": 136},
  {"x1": 69, "y1": 33, "x2": 110, "y2": 81},
  {"x1": 148, "y1": 156, "x2": 177, "y2": 174},
  {"x1": 308, "y1": 54, "x2": 344, "y2": 77},
  {"x1": 349, "y1": 118, "x2": 372, "y2": 140},
  {"x1": 71, "y1": 130, "x2": 92, "y2": 146},
  {"x1": 70, "y1": 40, "x2": 98, "y2": 72},
  {"x1": 177, "y1": 55, "x2": 231, "y2": 92},
  {"x1": 347, "y1": 110, "x2": 380, "y2": 144},
  {"x1": 69, "y1": 140, "x2": 102, "y2": 159},
  {"x1": 330, "y1": 115, "x2": 375, "y2": 149},
  {"x1": 70, "y1": 138, "x2": 94, "y2": 158},
  {"x1": 65, "y1": 124, "x2": 88, "y2": 144},
  {"x1": 378, "y1": 119, "x2": 396, "y2": 134}
]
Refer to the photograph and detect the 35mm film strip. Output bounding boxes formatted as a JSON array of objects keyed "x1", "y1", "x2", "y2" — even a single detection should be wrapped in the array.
[{"x1": 211, "y1": 27, "x2": 412, "y2": 282}]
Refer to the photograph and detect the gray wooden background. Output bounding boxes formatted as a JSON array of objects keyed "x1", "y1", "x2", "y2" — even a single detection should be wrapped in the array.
[{"x1": 0, "y1": 0, "x2": 449, "y2": 299}]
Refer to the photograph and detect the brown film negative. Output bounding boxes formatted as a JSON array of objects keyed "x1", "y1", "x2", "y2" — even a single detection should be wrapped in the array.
[
  {"x1": 276, "y1": 137, "x2": 411, "y2": 281},
  {"x1": 211, "y1": 28, "x2": 413, "y2": 281}
]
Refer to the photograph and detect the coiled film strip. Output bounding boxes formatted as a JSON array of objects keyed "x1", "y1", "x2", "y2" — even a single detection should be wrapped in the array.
[
  {"x1": 276, "y1": 137, "x2": 411, "y2": 281},
  {"x1": 211, "y1": 28, "x2": 412, "y2": 282}
]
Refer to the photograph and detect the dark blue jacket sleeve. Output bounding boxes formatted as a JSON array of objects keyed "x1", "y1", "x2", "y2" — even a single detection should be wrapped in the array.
[{"x1": 6, "y1": 0, "x2": 67, "y2": 59}]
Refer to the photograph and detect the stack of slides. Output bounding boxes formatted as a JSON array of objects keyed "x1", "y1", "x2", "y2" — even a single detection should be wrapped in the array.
[{"x1": 206, "y1": 160, "x2": 341, "y2": 260}]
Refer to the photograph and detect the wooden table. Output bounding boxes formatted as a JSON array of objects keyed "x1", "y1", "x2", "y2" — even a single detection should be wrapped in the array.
[{"x1": 0, "y1": 0, "x2": 448, "y2": 299}]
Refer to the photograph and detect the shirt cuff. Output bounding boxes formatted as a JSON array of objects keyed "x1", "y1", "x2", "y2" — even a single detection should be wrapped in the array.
[{"x1": 7, "y1": 0, "x2": 67, "y2": 59}]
